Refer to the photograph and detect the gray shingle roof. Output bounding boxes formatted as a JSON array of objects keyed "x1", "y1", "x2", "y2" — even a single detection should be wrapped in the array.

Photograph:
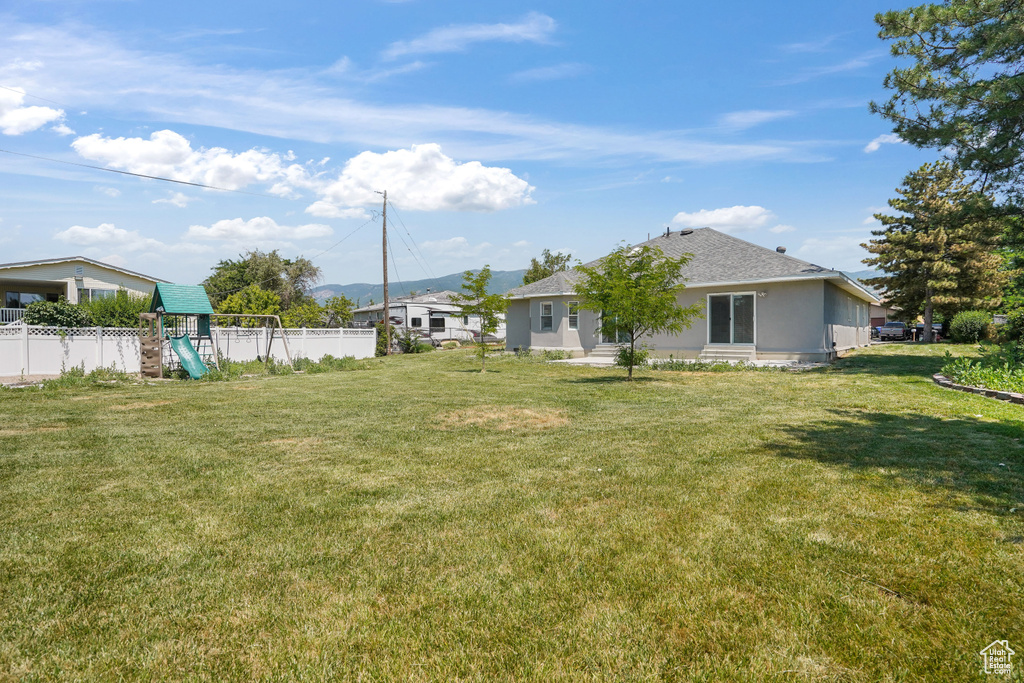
[{"x1": 507, "y1": 228, "x2": 862, "y2": 298}]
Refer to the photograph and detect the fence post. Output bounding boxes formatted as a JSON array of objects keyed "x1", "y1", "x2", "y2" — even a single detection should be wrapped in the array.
[
  {"x1": 20, "y1": 323, "x2": 29, "y2": 375},
  {"x1": 95, "y1": 326, "x2": 103, "y2": 370}
]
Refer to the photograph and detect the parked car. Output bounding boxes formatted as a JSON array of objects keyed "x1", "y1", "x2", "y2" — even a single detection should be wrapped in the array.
[
  {"x1": 878, "y1": 321, "x2": 912, "y2": 341},
  {"x1": 915, "y1": 322, "x2": 944, "y2": 340}
]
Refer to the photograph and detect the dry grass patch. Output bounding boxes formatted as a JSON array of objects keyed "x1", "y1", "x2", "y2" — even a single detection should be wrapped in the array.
[
  {"x1": 109, "y1": 401, "x2": 174, "y2": 411},
  {"x1": 0, "y1": 425, "x2": 68, "y2": 436},
  {"x1": 437, "y1": 405, "x2": 568, "y2": 431}
]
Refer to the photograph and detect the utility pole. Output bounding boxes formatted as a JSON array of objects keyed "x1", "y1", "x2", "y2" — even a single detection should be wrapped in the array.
[{"x1": 380, "y1": 190, "x2": 390, "y2": 355}]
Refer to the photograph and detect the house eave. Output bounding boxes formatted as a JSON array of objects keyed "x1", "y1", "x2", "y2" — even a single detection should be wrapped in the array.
[{"x1": 508, "y1": 274, "x2": 878, "y2": 304}]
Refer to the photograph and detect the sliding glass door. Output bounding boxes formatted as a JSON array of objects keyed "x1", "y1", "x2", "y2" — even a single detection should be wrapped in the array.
[{"x1": 708, "y1": 294, "x2": 754, "y2": 345}]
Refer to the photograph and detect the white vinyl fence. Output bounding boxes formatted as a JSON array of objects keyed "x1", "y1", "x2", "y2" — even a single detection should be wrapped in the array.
[{"x1": 0, "y1": 325, "x2": 376, "y2": 377}]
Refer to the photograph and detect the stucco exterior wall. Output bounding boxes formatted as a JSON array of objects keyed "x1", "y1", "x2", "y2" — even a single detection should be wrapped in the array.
[
  {"x1": 824, "y1": 282, "x2": 871, "y2": 352},
  {"x1": 509, "y1": 278, "x2": 873, "y2": 362}
]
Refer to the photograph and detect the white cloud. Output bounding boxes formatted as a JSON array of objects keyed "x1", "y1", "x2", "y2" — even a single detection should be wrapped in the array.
[
  {"x1": 383, "y1": 12, "x2": 557, "y2": 60},
  {"x1": 774, "y1": 50, "x2": 885, "y2": 86},
  {"x1": 153, "y1": 191, "x2": 193, "y2": 208},
  {"x1": 54, "y1": 223, "x2": 166, "y2": 252},
  {"x1": 0, "y1": 87, "x2": 64, "y2": 135},
  {"x1": 794, "y1": 236, "x2": 872, "y2": 270},
  {"x1": 672, "y1": 205, "x2": 775, "y2": 232},
  {"x1": 51, "y1": 122, "x2": 75, "y2": 136},
  {"x1": 185, "y1": 216, "x2": 333, "y2": 241},
  {"x1": 864, "y1": 133, "x2": 904, "y2": 153},
  {"x1": 71, "y1": 129, "x2": 320, "y2": 193},
  {"x1": 0, "y1": 21, "x2": 821, "y2": 167},
  {"x1": 510, "y1": 62, "x2": 588, "y2": 83},
  {"x1": 304, "y1": 201, "x2": 369, "y2": 220},
  {"x1": 769, "y1": 224, "x2": 796, "y2": 233},
  {"x1": 419, "y1": 236, "x2": 494, "y2": 259},
  {"x1": 95, "y1": 186, "x2": 120, "y2": 198},
  {"x1": 313, "y1": 143, "x2": 535, "y2": 214},
  {"x1": 718, "y1": 109, "x2": 796, "y2": 130}
]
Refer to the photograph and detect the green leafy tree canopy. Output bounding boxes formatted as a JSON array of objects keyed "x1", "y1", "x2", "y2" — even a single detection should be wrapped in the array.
[
  {"x1": 574, "y1": 244, "x2": 704, "y2": 380},
  {"x1": 451, "y1": 265, "x2": 511, "y2": 372},
  {"x1": 862, "y1": 161, "x2": 1008, "y2": 340},
  {"x1": 522, "y1": 249, "x2": 573, "y2": 286},
  {"x1": 217, "y1": 285, "x2": 282, "y2": 327},
  {"x1": 322, "y1": 295, "x2": 355, "y2": 328},
  {"x1": 203, "y1": 250, "x2": 321, "y2": 309}
]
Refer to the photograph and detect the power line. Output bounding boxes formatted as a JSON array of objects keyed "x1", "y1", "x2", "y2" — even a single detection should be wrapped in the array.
[
  {"x1": 206, "y1": 213, "x2": 379, "y2": 298},
  {"x1": 385, "y1": 199, "x2": 444, "y2": 290},
  {"x1": 0, "y1": 84, "x2": 72, "y2": 109},
  {"x1": 0, "y1": 148, "x2": 284, "y2": 199}
]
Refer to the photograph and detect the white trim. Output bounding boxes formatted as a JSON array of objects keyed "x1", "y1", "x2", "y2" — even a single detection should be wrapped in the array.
[
  {"x1": 539, "y1": 301, "x2": 553, "y2": 332},
  {"x1": 706, "y1": 291, "x2": 756, "y2": 346},
  {"x1": 567, "y1": 301, "x2": 579, "y2": 330}
]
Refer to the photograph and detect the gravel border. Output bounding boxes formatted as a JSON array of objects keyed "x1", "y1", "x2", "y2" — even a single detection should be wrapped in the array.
[{"x1": 932, "y1": 373, "x2": 1024, "y2": 405}]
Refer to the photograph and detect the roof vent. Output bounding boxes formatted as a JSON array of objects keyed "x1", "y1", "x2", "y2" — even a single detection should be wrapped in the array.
[
  {"x1": 679, "y1": 229, "x2": 693, "y2": 236},
  {"x1": 776, "y1": 246, "x2": 787, "y2": 254}
]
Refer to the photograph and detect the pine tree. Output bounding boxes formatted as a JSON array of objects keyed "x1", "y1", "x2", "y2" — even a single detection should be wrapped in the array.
[{"x1": 862, "y1": 162, "x2": 1007, "y2": 341}]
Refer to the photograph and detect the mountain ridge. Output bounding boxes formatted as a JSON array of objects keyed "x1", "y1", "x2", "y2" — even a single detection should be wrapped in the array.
[{"x1": 312, "y1": 269, "x2": 527, "y2": 305}]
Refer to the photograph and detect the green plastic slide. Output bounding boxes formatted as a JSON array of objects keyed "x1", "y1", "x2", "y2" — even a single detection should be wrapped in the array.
[{"x1": 167, "y1": 334, "x2": 209, "y2": 379}]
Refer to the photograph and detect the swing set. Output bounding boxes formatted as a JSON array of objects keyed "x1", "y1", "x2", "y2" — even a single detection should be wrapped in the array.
[{"x1": 139, "y1": 283, "x2": 292, "y2": 379}]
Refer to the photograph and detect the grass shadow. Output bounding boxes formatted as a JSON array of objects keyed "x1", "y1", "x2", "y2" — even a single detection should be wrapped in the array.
[
  {"x1": 764, "y1": 408, "x2": 1024, "y2": 512},
  {"x1": 832, "y1": 346, "x2": 948, "y2": 378}
]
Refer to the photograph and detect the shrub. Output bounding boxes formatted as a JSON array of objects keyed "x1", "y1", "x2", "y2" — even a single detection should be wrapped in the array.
[
  {"x1": 22, "y1": 298, "x2": 92, "y2": 327},
  {"x1": 1003, "y1": 308, "x2": 1024, "y2": 342},
  {"x1": 615, "y1": 346, "x2": 649, "y2": 370},
  {"x1": 81, "y1": 290, "x2": 152, "y2": 327},
  {"x1": 949, "y1": 310, "x2": 992, "y2": 343},
  {"x1": 374, "y1": 321, "x2": 396, "y2": 357},
  {"x1": 941, "y1": 351, "x2": 1024, "y2": 393},
  {"x1": 442, "y1": 341, "x2": 459, "y2": 350}
]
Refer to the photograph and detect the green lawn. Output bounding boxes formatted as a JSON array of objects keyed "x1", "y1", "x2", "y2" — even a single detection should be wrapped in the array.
[{"x1": 1, "y1": 344, "x2": 1022, "y2": 681}]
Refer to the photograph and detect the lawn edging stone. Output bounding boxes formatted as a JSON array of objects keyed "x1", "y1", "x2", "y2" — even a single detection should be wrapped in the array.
[{"x1": 933, "y1": 373, "x2": 1024, "y2": 405}]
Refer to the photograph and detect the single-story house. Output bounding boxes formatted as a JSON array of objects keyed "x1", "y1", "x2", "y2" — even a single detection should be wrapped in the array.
[
  {"x1": 352, "y1": 289, "x2": 507, "y2": 342},
  {"x1": 504, "y1": 228, "x2": 879, "y2": 362},
  {"x1": 0, "y1": 256, "x2": 166, "y2": 324}
]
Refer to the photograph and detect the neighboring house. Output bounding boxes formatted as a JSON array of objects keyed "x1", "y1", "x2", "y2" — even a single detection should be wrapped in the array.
[
  {"x1": 0, "y1": 256, "x2": 166, "y2": 324},
  {"x1": 505, "y1": 228, "x2": 879, "y2": 362},
  {"x1": 352, "y1": 290, "x2": 507, "y2": 342}
]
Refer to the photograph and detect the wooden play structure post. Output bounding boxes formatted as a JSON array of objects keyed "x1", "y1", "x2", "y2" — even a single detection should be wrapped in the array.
[{"x1": 139, "y1": 312, "x2": 162, "y2": 378}]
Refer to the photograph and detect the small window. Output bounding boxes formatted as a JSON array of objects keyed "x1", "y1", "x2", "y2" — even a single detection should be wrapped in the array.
[
  {"x1": 540, "y1": 302, "x2": 553, "y2": 331},
  {"x1": 568, "y1": 301, "x2": 579, "y2": 330},
  {"x1": 411, "y1": 317, "x2": 422, "y2": 327},
  {"x1": 463, "y1": 315, "x2": 469, "y2": 325},
  {"x1": 429, "y1": 316, "x2": 445, "y2": 330}
]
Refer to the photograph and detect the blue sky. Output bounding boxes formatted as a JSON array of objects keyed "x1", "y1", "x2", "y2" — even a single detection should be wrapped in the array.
[{"x1": 0, "y1": 0, "x2": 934, "y2": 287}]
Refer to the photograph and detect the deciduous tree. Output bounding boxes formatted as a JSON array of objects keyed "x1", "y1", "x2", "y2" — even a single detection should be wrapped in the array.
[
  {"x1": 574, "y1": 245, "x2": 704, "y2": 380},
  {"x1": 203, "y1": 250, "x2": 321, "y2": 309},
  {"x1": 522, "y1": 249, "x2": 573, "y2": 286},
  {"x1": 217, "y1": 285, "x2": 282, "y2": 327},
  {"x1": 451, "y1": 265, "x2": 510, "y2": 372},
  {"x1": 862, "y1": 162, "x2": 1008, "y2": 340}
]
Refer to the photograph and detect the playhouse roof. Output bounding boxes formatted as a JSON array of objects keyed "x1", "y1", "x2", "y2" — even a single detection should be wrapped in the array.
[{"x1": 150, "y1": 283, "x2": 215, "y2": 315}]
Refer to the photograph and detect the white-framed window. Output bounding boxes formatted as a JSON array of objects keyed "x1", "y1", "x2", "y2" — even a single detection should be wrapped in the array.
[
  {"x1": 567, "y1": 301, "x2": 579, "y2": 330},
  {"x1": 540, "y1": 302, "x2": 553, "y2": 331},
  {"x1": 411, "y1": 317, "x2": 422, "y2": 327}
]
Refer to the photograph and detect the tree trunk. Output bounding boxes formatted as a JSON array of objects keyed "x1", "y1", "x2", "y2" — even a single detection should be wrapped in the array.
[
  {"x1": 480, "y1": 340, "x2": 486, "y2": 373},
  {"x1": 627, "y1": 335, "x2": 635, "y2": 381},
  {"x1": 923, "y1": 287, "x2": 933, "y2": 343}
]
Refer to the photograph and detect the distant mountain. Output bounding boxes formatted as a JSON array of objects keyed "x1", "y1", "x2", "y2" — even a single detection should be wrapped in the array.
[{"x1": 313, "y1": 269, "x2": 527, "y2": 306}]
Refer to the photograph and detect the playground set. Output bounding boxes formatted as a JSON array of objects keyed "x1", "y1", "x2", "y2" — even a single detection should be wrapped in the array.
[{"x1": 139, "y1": 283, "x2": 292, "y2": 379}]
